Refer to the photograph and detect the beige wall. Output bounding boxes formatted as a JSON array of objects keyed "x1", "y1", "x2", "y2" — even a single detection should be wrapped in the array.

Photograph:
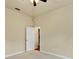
[
  {"x1": 34, "y1": 5, "x2": 73, "y2": 58},
  {"x1": 5, "y1": 8, "x2": 33, "y2": 55},
  {"x1": 6, "y1": 4, "x2": 73, "y2": 58}
]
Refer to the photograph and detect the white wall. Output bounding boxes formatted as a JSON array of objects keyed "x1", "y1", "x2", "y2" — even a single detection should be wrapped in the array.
[
  {"x1": 5, "y1": 8, "x2": 33, "y2": 56},
  {"x1": 34, "y1": 5, "x2": 73, "y2": 58}
]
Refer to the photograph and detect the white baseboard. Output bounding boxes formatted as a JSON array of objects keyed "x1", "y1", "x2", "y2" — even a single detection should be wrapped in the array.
[
  {"x1": 5, "y1": 50, "x2": 72, "y2": 59},
  {"x1": 41, "y1": 50, "x2": 72, "y2": 59},
  {"x1": 5, "y1": 51, "x2": 25, "y2": 58}
]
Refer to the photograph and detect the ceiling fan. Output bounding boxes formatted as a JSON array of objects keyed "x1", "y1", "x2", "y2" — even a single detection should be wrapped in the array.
[{"x1": 30, "y1": 0, "x2": 47, "y2": 6}]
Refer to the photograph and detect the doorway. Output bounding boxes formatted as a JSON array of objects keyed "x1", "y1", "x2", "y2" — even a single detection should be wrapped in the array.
[
  {"x1": 26, "y1": 27, "x2": 40, "y2": 52},
  {"x1": 35, "y1": 28, "x2": 40, "y2": 51}
]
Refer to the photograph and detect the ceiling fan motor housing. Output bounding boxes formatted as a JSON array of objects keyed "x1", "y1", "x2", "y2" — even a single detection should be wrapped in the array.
[{"x1": 33, "y1": 0, "x2": 47, "y2": 6}]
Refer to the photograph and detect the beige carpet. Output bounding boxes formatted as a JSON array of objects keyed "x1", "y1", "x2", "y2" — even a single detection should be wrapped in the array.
[{"x1": 6, "y1": 51, "x2": 63, "y2": 59}]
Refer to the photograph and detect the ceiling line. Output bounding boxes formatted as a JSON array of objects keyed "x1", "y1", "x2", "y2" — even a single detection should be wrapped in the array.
[
  {"x1": 6, "y1": 7, "x2": 33, "y2": 18},
  {"x1": 34, "y1": 3, "x2": 72, "y2": 19},
  {"x1": 31, "y1": 5, "x2": 36, "y2": 26}
]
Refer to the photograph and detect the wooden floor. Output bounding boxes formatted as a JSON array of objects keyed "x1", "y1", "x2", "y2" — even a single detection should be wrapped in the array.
[{"x1": 6, "y1": 51, "x2": 63, "y2": 59}]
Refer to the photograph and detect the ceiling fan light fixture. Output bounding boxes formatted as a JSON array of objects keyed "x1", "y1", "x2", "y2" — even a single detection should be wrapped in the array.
[{"x1": 30, "y1": 0, "x2": 39, "y2": 3}]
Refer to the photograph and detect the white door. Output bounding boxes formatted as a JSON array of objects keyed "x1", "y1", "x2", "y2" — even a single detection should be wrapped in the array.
[{"x1": 26, "y1": 27, "x2": 35, "y2": 51}]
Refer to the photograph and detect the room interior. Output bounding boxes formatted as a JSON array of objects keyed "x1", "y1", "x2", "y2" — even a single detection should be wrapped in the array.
[{"x1": 5, "y1": 0, "x2": 73, "y2": 59}]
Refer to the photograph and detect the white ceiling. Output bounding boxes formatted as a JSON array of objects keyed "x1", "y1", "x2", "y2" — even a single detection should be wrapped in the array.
[{"x1": 6, "y1": 0, "x2": 72, "y2": 17}]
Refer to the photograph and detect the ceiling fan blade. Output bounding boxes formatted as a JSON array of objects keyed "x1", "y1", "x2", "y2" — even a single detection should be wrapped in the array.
[
  {"x1": 40, "y1": 0, "x2": 47, "y2": 2},
  {"x1": 33, "y1": 0, "x2": 37, "y2": 6}
]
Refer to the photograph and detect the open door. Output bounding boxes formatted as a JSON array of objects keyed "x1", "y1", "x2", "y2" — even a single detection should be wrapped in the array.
[
  {"x1": 34, "y1": 27, "x2": 40, "y2": 51},
  {"x1": 26, "y1": 27, "x2": 35, "y2": 51}
]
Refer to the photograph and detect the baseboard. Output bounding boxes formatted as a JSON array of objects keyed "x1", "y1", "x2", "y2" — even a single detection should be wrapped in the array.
[
  {"x1": 5, "y1": 50, "x2": 72, "y2": 59},
  {"x1": 40, "y1": 50, "x2": 72, "y2": 59},
  {"x1": 5, "y1": 51, "x2": 25, "y2": 58}
]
